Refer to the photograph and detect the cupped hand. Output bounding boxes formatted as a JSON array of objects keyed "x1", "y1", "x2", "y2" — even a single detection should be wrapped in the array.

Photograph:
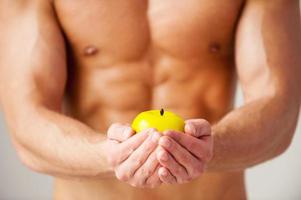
[
  {"x1": 156, "y1": 119, "x2": 213, "y2": 184},
  {"x1": 106, "y1": 123, "x2": 162, "y2": 188}
]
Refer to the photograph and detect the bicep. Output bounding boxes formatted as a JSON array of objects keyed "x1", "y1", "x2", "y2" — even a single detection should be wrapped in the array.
[
  {"x1": 0, "y1": 0, "x2": 66, "y2": 110},
  {"x1": 235, "y1": 0, "x2": 301, "y2": 103}
]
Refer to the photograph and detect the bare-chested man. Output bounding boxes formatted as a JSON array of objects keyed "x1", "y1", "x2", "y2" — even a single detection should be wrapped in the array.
[{"x1": 0, "y1": 0, "x2": 300, "y2": 199}]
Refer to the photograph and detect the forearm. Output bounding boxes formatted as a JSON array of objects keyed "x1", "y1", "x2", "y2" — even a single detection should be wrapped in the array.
[
  {"x1": 207, "y1": 94, "x2": 300, "y2": 171},
  {"x1": 3, "y1": 102, "x2": 113, "y2": 179}
]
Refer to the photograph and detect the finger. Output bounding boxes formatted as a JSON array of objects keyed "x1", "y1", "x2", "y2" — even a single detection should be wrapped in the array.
[
  {"x1": 184, "y1": 119, "x2": 211, "y2": 138},
  {"x1": 145, "y1": 165, "x2": 162, "y2": 188},
  {"x1": 112, "y1": 129, "x2": 152, "y2": 165},
  {"x1": 163, "y1": 130, "x2": 212, "y2": 161},
  {"x1": 107, "y1": 123, "x2": 135, "y2": 142},
  {"x1": 116, "y1": 131, "x2": 161, "y2": 181},
  {"x1": 158, "y1": 167, "x2": 176, "y2": 184},
  {"x1": 159, "y1": 136, "x2": 203, "y2": 178},
  {"x1": 156, "y1": 146, "x2": 188, "y2": 183},
  {"x1": 133, "y1": 150, "x2": 160, "y2": 185}
]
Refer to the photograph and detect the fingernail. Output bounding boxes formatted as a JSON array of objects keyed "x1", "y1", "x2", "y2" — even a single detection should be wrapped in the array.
[
  {"x1": 188, "y1": 123, "x2": 196, "y2": 134},
  {"x1": 159, "y1": 151, "x2": 169, "y2": 161},
  {"x1": 151, "y1": 132, "x2": 160, "y2": 142},
  {"x1": 160, "y1": 138, "x2": 171, "y2": 148}
]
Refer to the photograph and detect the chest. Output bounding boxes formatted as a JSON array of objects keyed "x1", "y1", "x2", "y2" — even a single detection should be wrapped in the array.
[{"x1": 54, "y1": 0, "x2": 244, "y2": 60}]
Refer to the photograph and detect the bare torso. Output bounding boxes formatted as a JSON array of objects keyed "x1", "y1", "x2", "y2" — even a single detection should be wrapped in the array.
[{"x1": 53, "y1": 0, "x2": 245, "y2": 199}]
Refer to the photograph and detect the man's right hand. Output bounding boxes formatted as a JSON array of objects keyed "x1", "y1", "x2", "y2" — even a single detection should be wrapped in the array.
[{"x1": 106, "y1": 123, "x2": 162, "y2": 188}]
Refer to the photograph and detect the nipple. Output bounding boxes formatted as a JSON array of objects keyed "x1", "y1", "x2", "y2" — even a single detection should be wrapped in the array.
[
  {"x1": 209, "y1": 42, "x2": 221, "y2": 53},
  {"x1": 83, "y1": 45, "x2": 99, "y2": 56}
]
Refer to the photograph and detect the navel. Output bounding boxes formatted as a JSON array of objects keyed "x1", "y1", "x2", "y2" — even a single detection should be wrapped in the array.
[
  {"x1": 209, "y1": 42, "x2": 221, "y2": 54},
  {"x1": 83, "y1": 45, "x2": 99, "y2": 56}
]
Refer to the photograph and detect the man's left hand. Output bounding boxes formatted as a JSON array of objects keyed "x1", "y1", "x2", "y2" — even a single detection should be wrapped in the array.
[{"x1": 156, "y1": 119, "x2": 213, "y2": 184}]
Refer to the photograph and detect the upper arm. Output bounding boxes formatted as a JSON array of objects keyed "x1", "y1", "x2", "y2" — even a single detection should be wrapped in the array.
[
  {"x1": 236, "y1": 0, "x2": 301, "y2": 103},
  {"x1": 0, "y1": 0, "x2": 66, "y2": 111}
]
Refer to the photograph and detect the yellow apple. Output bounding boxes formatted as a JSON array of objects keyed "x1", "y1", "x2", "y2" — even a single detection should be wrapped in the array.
[{"x1": 131, "y1": 109, "x2": 185, "y2": 133}]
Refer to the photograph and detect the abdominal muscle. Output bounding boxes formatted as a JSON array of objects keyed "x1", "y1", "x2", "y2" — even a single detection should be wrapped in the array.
[{"x1": 55, "y1": 52, "x2": 245, "y2": 200}]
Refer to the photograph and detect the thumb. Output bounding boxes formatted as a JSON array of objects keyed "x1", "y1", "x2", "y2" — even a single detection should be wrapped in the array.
[
  {"x1": 184, "y1": 119, "x2": 211, "y2": 138},
  {"x1": 107, "y1": 123, "x2": 135, "y2": 142}
]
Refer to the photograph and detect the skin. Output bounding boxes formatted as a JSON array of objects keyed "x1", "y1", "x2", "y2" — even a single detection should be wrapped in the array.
[{"x1": 0, "y1": 0, "x2": 300, "y2": 199}]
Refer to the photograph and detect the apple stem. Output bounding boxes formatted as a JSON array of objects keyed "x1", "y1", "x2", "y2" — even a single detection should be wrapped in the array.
[{"x1": 160, "y1": 108, "x2": 164, "y2": 116}]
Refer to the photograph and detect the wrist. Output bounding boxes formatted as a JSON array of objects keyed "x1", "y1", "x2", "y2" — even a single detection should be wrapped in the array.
[{"x1": 91, "y1": 136, "x2": 116, "y2": 179}]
